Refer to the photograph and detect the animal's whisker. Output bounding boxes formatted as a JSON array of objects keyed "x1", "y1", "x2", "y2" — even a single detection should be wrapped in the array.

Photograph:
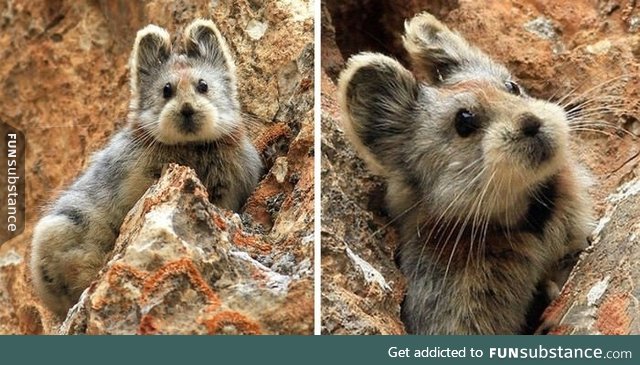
[{"x1": 557, "y1": 75, "x2": 628, "y2": 110}]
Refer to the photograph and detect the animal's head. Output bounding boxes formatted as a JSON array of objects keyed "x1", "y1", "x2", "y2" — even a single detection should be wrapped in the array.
[
  {"x1": 339, "y1": 12, "x2": 570, "y2": 221},
  {"x1": 129, "y1": 19, "x2": 240, "y2": 145}
]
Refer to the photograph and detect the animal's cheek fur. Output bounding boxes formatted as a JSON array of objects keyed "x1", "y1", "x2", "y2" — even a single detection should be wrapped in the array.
[
  {"x1": 542, "y1": 118, "x2": 570, "y2": 157},
  {"x1": 430, "y1": 182, "x2": 470, "y2": 218},
  {"x1": 137, "y1": 108, "x2": 162, "y2": 137},
  {"x1": 196, "y1": 102, "x2": 226, "y2": 139}
]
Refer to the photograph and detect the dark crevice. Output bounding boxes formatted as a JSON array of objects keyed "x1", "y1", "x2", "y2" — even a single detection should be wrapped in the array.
[{"x1": 323, "y1": 0, "x2": 460, "y2": 70}]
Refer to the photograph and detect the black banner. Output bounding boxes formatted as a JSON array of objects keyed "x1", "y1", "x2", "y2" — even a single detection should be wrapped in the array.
[{"x1": 0, "y1": 119, "x2": 25, "y2": 245}]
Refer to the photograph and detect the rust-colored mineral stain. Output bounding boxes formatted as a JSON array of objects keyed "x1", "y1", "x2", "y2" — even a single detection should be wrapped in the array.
[
  {"x1": 250, "y1": 268, "x2": 267, "y2": 282},
  {"x1": 211, "y1": 213, "x2": 228, "y2": 230},
  {"x1": 596, "y1": 293, "x2": 631, "y2": 335},
  {"x1": 203, "y1": 310, "x2": 262, "y2": 335},
  {"x1": 141, "y1": 258, "x2": 221, "y2": 308},
  {"x1": 17, "y1": 305, "x2": 44, "y2": 335},
  {"x1": 89, "y1": 264, "x2": 147, "y2": 311},
  {"x1": 539, "y1": 281, "x2": 573, "y2": 328},
  {"x1": 252, "y1": 122, "x2": 290, "y2": 152},
  {"x1": 243, "y1": 181, "x2": 281, "y2": 228},
  {"x1": 232, "y1": 231, "x2": 272, "y2": 253},
  {"x1": 299, "y1": 77, "x2": 312, "y2": 92},
  {"x1": 138, "y1": 314, "x2": 158, "y2": 335},
  {"x1": 142, "y1": 196, "x2": 161, "y2": 216},
  {"x1": 106, "y1": 263, "x2": 148, "y2": 286}
]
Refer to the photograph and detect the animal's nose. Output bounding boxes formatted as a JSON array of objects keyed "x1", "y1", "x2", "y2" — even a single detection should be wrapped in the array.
[
  {"x1": 520, "y1": 114, "x2": 542, "y2": 137},
  {"x1": 181, "y1": 103, "x2": 195, "y2": 117}
]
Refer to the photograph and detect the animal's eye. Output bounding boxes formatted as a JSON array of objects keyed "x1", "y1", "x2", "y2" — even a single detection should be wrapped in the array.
[
  {"x1": 505, "y1": 80, "x2": 521, "y2": 96},
  {"x1": 454, "y1": 109, "x2": 480, "y2": 138},
  {"x1": 197, "y1": 79, "x2": 208, "y2": 93},
  {"x1": 163, "y1": 83, "x2": 173, "y2": 99}
]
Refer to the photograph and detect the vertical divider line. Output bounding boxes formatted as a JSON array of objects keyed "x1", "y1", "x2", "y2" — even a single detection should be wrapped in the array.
[{"x1": 313, "y1": 0, "x2": 322, "y2": 336}]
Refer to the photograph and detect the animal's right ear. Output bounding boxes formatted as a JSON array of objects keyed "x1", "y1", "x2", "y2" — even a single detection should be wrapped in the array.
[
  {"x1": 129, "y1": 25, "x2": 171, "y2": 96},
  {"x1": 403, "y1": 12, "x2": 495, "y2": 84},
  {"x1": 183, "y1": 19, "x2": 235, "y2": 74},
  {"x1": 338, "y1": 53, "x2": 419, "y2": 175}
]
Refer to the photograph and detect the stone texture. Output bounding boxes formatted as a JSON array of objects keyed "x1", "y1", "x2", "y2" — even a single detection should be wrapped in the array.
[
  {"x1": 322, "y1": 0, "x2": 640, "y2": 334},
  {"x1": 0, "y1": 0, "x2": 313, "y2": 334},
  {"x1": 321, "y1": 72, "x2": 405, "y2": 335},
  {"x1": 59, "y1": 164, "x2": 311, "y2": 335},
  {"x1": 543, "y1": 178, "x2": 640, "y2": 335}
]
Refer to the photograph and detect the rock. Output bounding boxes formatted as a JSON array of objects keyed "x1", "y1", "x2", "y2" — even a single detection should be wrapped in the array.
[
  {"x1": 586, "y1": 39, "x2": 613, "y2": 55},
  {"x1": 542, "y1": 178, "x2": 640, "y2": 335},
  {"x1": 246, "y1": 20, "x2": 268, "y2": 40},
  {"x1": 0, "y1": 0, "x2": 313, "y2": 334},
  {"x1": 321, "y1": 72, "x2": 406, "y2": 335},
  {"x1": 524, "y1": 17, "x2": 559, "y2": 40},
  {"x1": 59, "y1": 164, "x2": 311, "y2": 335},
  {"x1": 322, "y1": 0, "x2": 640, "y2": 334},
  {"x1": 319, "y1": 9, "x2": 405, "y2": 333},
  {"x1": 0, "y1": 250, "x2": 22, "y2": 333}
]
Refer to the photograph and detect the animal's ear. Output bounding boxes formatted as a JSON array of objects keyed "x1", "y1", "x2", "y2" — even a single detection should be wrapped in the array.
[
  {"x1": 338, "y1": 53, "x2": 419, "y2": 175},
  {"x1": 184, "y1": 19, "x2": 235, "y2": 73},
  {"x1": 129, "y1": 24, "x2": 171, "y2": 96},
  {"x1": 403, "y1": 12, "x2": 499, "y2": 84}
]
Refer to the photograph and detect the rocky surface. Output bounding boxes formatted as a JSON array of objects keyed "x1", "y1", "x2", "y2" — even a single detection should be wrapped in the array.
[
  {"x1": 321, "y1": 0, "x2": 639, "y2": 334},
  {"x1": 543, "y1": 177, "x2": 640, "y2": 335},
  {"x1": 59, "y1": 164, "x2": 311, "y2": 335},
  {"x1": 0, "y1": 0, "x2": 313, "y2": 334},
  {"x1": 321, "y1": 72, "x2": 406, "y2": 334}
]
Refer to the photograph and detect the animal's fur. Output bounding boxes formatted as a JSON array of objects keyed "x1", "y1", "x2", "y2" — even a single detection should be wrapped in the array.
[
  {"x1": 338, "y1": 12, "x2": 592, "y2": 334},
  {"x1": 31, "y1": 19, "x2": 263, "y2": 317}
]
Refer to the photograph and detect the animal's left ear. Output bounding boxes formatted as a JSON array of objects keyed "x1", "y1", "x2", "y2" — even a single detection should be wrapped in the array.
[
  {"x1": 184, "y1": 19, "x2": 235, "y2": 74},
  {"x1": 403, "y1": 12, "x2": 506, "y2": 84},
  {"x1": 129, "y1": 24, "x2": 172, "y2": 99}
]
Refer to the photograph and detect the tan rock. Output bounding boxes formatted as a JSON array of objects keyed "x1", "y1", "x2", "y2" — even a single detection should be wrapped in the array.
[
  {"x1": 59, "y1": 164, "x2": 310, "y2": 335},
  {"x1": 543, "y1": 178, "x2": 640, "y2": 335},
  {"x1": 321, "y1": 72, "x2": 406, "y2": 335}
]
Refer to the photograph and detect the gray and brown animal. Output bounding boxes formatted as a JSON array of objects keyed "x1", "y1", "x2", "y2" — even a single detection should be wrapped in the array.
[
  {"x1": 31, "y1": 19, "x2": 263, "y2": 317},
  {"x1": 338, "y1": 12, "x2": 592, "y2": 334}
]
